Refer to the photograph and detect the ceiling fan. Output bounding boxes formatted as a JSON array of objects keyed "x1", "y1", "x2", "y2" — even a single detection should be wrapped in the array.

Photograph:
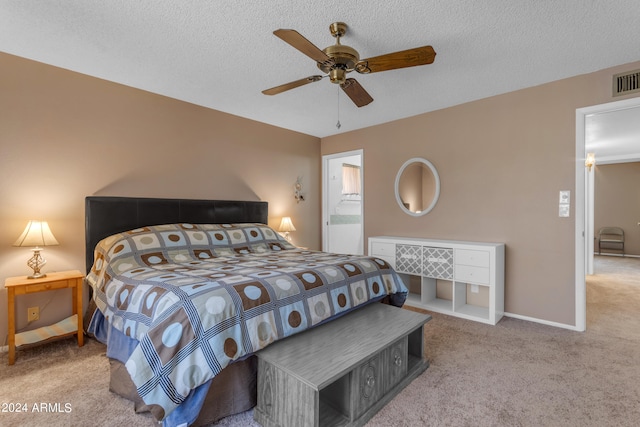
[{"x1": 262, "y1": 22, "x2": 436, "y2": 107}]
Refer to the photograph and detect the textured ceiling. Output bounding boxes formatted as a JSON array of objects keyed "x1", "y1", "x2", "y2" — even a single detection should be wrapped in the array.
[{"x1": 1, "y1": 0, "x2": 640, "y2": 138}]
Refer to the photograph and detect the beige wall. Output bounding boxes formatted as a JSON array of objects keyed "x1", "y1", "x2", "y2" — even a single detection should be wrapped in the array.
[
  {"x1": 2, "y1": 50, "x2": 640, "y2": 344},
  {"x1": 594, "y1": 162, "x2": 640, "y2": 256},
  {"x1": 322, "y1": 60, "x2": 640, "y2": 326},
  {"x1": 0, "y1": 52, "x2": 321, "y2": 343}
]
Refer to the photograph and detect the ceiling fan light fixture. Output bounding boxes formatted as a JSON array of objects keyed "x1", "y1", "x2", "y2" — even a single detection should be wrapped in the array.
[{"x1": 329, "y1": 68, "x2": 347, "y2": 85}]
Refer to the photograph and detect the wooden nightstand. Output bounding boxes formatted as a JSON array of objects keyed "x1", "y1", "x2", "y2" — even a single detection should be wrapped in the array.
[{"x1": 5, "y1": 270, "x2": 84, "y2": 365}]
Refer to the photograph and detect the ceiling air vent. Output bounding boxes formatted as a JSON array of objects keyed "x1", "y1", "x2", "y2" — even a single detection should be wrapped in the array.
[{"x1": 613, "y1": 69, "x2": 640, "y2": 97}]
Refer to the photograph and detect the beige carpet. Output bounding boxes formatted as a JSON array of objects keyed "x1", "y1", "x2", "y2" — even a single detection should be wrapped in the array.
[{"x1": 1, "y1": 255, "x2": 639, "y2": 426}]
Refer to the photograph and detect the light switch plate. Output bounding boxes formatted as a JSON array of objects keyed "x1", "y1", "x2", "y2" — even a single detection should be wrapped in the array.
[
  {"x1": 559, "y1": 205, "x2": 570, "y2": 217},
  {"x1": 559, "y1": 190, "x2": 570, "y2": 204}
]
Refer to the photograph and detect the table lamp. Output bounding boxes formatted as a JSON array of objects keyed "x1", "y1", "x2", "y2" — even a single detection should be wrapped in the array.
[
  {"x1": 13, "y1": 220, "x2": 59, "y2": 279},
  {"x1": 278, "y1": 217, "x2": 296, "y2": 242}
]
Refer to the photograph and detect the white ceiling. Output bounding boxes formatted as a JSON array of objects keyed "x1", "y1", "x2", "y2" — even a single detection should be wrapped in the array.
[{"x1": 1, "y1": 0, "x2": 640, "y2": 139}]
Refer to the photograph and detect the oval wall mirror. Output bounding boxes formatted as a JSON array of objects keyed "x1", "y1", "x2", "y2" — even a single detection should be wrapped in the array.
[{"x1": 394, "y1": 158, "x2": 441, "y2": 216}]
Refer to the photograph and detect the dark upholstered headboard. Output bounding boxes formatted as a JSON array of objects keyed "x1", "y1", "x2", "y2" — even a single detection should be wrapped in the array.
[{"x1": 85, "y1": 196, "x2": 268, "y2": 273}]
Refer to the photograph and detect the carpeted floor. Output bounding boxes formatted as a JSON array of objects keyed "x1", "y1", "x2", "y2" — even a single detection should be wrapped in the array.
[{"x1": 1, "y1": 255, "x2": 638, "y2": 426}]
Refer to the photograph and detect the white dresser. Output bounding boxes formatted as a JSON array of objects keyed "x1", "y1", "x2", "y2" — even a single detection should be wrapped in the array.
[{"x1": 369, "y1": 236, "x2": 505, "y2": 325}]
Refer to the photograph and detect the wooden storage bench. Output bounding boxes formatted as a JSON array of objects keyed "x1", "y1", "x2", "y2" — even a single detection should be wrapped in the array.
[{"x1": 254, "y1": 302, "x2": 431, "y2": 427}]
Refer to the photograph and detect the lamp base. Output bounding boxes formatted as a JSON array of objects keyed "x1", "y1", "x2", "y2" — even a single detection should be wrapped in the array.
[{"x1": 27, "y1": 248, "x2": 47, "y2": 280}]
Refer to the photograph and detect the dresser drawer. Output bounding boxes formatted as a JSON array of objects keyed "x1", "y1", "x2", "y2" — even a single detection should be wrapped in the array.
[
  {"x1": 24, "y1": 279, "x2": 73, "y2": 293},
  {"x1": 395, "y1": 244, "x2": 422, "y2": 275},
  {"x1": 371, "y1": 241, "x2": 394, "y2": 257},
  {"x1": 455, "y1": 249, "x2": 490, "y2": 268},
  {"x1": 423, "y1": 247, "x2": 453, "y2": 280},
  {"x1": 455, "y1": 264, "x2": 490, "y2": 284}
]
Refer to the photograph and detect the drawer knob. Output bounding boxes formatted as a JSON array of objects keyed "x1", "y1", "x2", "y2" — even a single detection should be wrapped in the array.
[
  {"x1": 394, "y1": 354, "x2": 402, "y2": 366},
  {"x1": 366, "y1": 375, "x2": 375, "y2": 387}
]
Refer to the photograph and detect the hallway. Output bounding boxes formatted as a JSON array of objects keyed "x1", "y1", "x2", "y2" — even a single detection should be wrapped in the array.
[{"x1": 586, "y1": 255, "x2": 640, "y2": 340}]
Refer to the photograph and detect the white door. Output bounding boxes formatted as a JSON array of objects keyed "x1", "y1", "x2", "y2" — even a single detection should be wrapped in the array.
[{"x1": 322, "y1": 150, "x2": 364, "y2": 254}]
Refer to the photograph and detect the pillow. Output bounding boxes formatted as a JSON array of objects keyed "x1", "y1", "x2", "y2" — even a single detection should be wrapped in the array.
[{"x1": 91, "y1": 223, "x2": 296, "y2": 272}]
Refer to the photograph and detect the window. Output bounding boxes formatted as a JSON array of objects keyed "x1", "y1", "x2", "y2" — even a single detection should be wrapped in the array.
[{"x1": 342, "y1": 164, "x2": 361, "y2": 195}]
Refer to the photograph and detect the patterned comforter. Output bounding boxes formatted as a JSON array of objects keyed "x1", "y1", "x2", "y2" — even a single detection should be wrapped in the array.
[{"x1": 86, "y1": 223, "x2": 407, "y2": 422}]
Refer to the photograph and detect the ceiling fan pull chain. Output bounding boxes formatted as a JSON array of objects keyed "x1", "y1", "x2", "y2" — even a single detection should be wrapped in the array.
[{"x1": 336, "y1": 86, "x2": 341, "y2": 129}]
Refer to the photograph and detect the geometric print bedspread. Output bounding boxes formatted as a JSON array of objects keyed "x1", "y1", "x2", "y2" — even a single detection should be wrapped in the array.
[{"x1": 86, "y1": 223, "x2": 408, "y2": 421}]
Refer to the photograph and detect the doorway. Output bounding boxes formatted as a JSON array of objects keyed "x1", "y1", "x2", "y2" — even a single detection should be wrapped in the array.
[
  {"x1": 575, "y1": 96, "x2": 640, "y2": 331},
  {"x1": 322, "y1": 150, "x2": 364, "y2": 254}
]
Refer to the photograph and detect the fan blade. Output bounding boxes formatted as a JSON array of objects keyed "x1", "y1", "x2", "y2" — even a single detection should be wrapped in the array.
[
  {"x1": 341, "y1": 78, "x2": 373, "y2": 107},
  {"x1": 274, "y1": 29, "x2": 334, "y2": 67},
  {"x1": 262, "y1": 75, "x2": 324, "y2": 95},
  {"x1": 357, "y1": 46, "x2": 436, "y2": 73}
]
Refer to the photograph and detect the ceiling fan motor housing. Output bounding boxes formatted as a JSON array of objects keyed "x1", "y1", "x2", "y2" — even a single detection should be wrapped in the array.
[
  {"x1": 318, "y1": 22, "x2": 360, "y2": 85},
  {"x1": 319, "y1": 44, "x2": 360, "y2": 84}
]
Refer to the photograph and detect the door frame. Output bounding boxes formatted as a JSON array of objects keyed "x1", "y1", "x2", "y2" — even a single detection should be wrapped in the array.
[
  {"x1": 322, "y1": 149, "x2": 364, "y2": 253},
  {"x1": 575, "y1": 96, "x2": 640, "y2": 332}
]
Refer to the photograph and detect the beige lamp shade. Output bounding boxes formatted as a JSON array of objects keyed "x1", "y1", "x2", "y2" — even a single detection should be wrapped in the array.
[
  {"x1": 278, "y1": 217, "x2": 296, "y2": 242},
  {"x1": 278, "y1": 217, "x2": 296, "y2": 232},
  {"x1": 13, "y1": 220, "x2": 59, "y2": 248}
]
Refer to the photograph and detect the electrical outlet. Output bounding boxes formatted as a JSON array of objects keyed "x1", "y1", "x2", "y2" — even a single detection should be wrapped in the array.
[
  {"x1": 27, "y1": 306, "x2": 39, "y2": 322},
  {"x1": 470, "y1": 284, "x2": 479, "y2": 294}
]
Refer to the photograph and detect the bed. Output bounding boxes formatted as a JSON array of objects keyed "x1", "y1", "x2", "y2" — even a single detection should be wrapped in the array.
[{"x1": 83, "y1": 196, "x2": 408, "y2": 427}]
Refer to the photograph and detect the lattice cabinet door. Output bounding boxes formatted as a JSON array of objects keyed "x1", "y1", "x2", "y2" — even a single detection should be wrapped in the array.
[
  {"x1": 395, "y1": 244, "x2": 422, "y2": 275},
  {"x1": 422, "y1": 247, "x2": 453, "y2": 280}
]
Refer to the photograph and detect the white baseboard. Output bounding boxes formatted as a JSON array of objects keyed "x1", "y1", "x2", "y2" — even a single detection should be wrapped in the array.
[
  {"x1": 596, "y1": 253, "x2": 640, "y2": 258},
  {"x1": 504, "y1": 312, "x2": 582, "y2": 331}
]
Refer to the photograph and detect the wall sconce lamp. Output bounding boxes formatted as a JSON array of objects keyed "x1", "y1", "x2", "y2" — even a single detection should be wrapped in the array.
[
  {"x1": 294, "y1": 177, "x2": 305, "y2": 203},
  {"x1": 585, "y1": 153, "x2": 596, "y2": 172},
  {"x1": 13, "y1": 220, "x2": 59, "y2": 279},
  {"x1": 278, "y1": 217, "x2": 296, "y2": 242}
]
